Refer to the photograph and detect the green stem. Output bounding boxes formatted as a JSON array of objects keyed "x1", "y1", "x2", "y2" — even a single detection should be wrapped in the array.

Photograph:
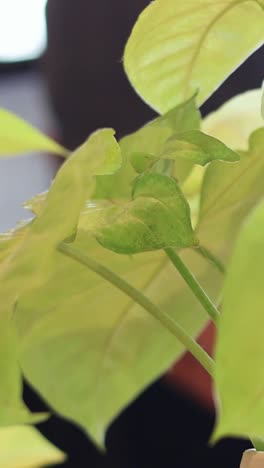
[
  {"x1": 195, "y1": 245, "x2": 226, "y2": 275},
  {"x1": 58, "y1": 241, "x2": 215, "y2": 377},
  {"x1": 165, "y1": 247, "x2": 220, "y2": 324},
  {"x1": 251, "y1": 437, "x2": 264, "y2": 451}
]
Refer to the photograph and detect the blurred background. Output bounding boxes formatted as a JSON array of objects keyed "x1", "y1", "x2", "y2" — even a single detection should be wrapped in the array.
[{"x1": 0, "y1": 1, "x2": 263, "y2": 466}]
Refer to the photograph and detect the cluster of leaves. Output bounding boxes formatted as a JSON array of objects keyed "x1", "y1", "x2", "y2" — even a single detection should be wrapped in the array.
[{"x1": 0, "y1": 0, "x2": 264, "y2": 466}]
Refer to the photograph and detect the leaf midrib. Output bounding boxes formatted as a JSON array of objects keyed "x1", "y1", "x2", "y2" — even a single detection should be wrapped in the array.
[
  {"x1": 183, "y1": 0, "x2": 249, "y2": 100},
  {"x1": 93, "y1": 256, "x2": 169, "y2": 419}
]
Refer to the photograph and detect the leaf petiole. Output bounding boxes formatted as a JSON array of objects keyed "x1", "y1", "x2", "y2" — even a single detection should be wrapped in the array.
[
  {"x1": 58, "y1": 241, "x2": 215, "y2": 377},
  {"x1": 165, "y1": 247, "x2": 220, "y2": 324},
  {"x1": 195, "y1": 245, "x2": 226, "y2": 274}
]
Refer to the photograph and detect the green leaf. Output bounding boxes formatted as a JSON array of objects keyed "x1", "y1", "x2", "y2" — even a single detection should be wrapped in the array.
[
  {"x1": 130, "y1": 130, "x2": 239, "y2": 176},
  {"x1": 214, "y1": 200, "x2": 264, "y2": 441},
  {"x1": 0, "y1": 108, "x2": 68, "y2": 157},
  {"x1": 202, "y1": 88, "x2": 264, "y2": 150},
  {"x1": 95, "y1": 95, "x2": 201, "y2": 199},
  {"x1": 96, "y1": 173, "x2": 198, "y2": 254},
  {"x1": 0, "y1": 129, "x2": 121, "y2": 428},
  {"x1": 124, "y1": 0, "x2": 264, "y2": 113},
  {"x1": 161, "y1": 130, "x2": 240, "y2": 166},
  {"x1": 0, "y1": 426, "x2": 65, "y2": 467}
]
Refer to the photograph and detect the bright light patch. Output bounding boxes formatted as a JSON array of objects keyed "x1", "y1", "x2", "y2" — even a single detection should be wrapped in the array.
[{"x1": 0, "y1": 0, "x2": 47, "y2": 62}]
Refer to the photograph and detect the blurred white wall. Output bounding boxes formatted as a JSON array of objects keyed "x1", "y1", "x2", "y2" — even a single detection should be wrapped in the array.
[{"x1": 0, "y1": 0, "x2": 47, "y2": 62}]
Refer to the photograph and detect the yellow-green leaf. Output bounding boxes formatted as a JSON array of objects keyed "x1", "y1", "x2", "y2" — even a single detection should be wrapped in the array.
[
  {"x1": 198, "y1": 128, "x2": 264, "y2": 232},
  {"x1": 15, "y1": 233, "x2": 219, "y2": 446},
  {"x1": 214, "y1": 200, "x2": 264, "y2": 441},
  {"x1": 13, "y1": 162, "x2": 264, "y2": 447},
  {"x1": 0, "y1": 426, "x2": 65, "y2": 467},
  {"x1": 124, "y1": 0, "x2": 264, "y2": 113},
  {"x1": 0, "y1": 109, "x2": 68, "y2": 157},
  {"x1": 11, "y1": 130, "x2": 264, "y2": 446},
  {"x1": 3, "y1": 126, "x2": 264, "y2": 448},
  {"x1": 12, "y1": 169, "x2": 254, "y2": 447}
]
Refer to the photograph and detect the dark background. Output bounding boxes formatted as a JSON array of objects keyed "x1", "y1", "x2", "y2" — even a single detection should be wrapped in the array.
[{"x1": 1, "y1": 1, "x2": 264, "y2": 466}]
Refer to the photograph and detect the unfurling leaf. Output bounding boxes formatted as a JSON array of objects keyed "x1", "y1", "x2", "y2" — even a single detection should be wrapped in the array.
[
  {"x1": 0, "y1": 108, "x2": 68, "y2": 157},
  {"x1": 96, "y1": 173, "x2": 197, "y2": 254},
  {"x1": 161, "y1": 131, "x2": 240, "y2": 166},
  {"x1": 214, "y1": 200, "x2": 264, "y2": 441},
  {"x1": 0, "y1": 426, "x2": 65, "y2": 467},
  {"x1": 131, "y1": 130, "x2": 239, "y2": 175},
  {"x1": 124, "y1": 0, "x2": 264, "y2": 112}
]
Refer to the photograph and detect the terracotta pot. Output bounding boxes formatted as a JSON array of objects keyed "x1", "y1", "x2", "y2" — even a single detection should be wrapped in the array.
[{"x1": 240, "y1": 450, "x2": 264, "y2": 467}]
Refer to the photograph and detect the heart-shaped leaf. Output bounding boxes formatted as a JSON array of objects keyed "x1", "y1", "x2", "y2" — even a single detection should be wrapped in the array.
[
  {"x1": 14, "y1": 231, "x2": 219, "y2": 446},
  {"x1": 96, "y1": 173, "x2": 197, "y2": 254},
  {"x1": 124, "y1": 0, "x2": 264, "y2": 112},
  {"x1": 0, "y1": 108, "x2": 68, "y2": 157}
]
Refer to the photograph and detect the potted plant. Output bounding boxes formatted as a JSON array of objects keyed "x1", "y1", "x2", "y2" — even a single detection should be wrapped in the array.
[{"x1": 0, "y1": 1, "x2": 264, "y2": 466}]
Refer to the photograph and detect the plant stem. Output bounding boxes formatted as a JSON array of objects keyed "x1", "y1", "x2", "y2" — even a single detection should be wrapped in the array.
[
  {"x1": 195, "y1": 245, "x2": 226, "y2": 275},
  {"x1": 251, "y1": 437, "x2": 264, "y2": 451},
  {"x1": 58, "y1": 241, "x2": 215, "y2": 377},
  {"x1": 164, "y1": 247, "x2": 220, "y2": 324}
]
